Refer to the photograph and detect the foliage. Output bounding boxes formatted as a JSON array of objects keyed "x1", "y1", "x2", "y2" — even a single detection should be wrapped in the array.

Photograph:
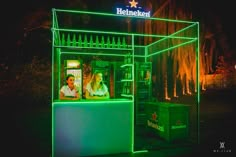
[{"x1": 15, "y1": 56, "x2": 51, "y2": 106}]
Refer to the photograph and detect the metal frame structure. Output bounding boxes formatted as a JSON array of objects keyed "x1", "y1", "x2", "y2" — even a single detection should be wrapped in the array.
[{"x1": 51, "y1": 8, "x2": 200, "y2": 156}]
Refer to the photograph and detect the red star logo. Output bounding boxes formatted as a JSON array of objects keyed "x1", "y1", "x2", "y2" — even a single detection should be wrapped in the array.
[
  {"x1": 152, "y1": 112, "x2": 157, "y2": 121},
  {"x1": 129, "y1": 0, "x2": 138, "y2": 8}
]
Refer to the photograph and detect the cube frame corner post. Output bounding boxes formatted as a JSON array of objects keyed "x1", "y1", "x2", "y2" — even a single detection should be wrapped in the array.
[{"x1": 51, "y1": 8, "x2": 200, "y2": 157}]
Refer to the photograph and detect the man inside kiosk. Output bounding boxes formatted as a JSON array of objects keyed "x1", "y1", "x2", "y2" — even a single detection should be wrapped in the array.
[{"x1": 85, "y1": 70, "x2": 110, "y2": 100}]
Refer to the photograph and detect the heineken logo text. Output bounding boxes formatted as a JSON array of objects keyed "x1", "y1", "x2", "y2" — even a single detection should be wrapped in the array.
[{"x1": 116, "y1": 8, "x2": 150, "y2": 17}]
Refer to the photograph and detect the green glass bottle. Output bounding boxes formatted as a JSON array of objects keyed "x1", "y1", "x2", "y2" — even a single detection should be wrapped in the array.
[
  {"x1": 112, "y1": 37, "x2": 116, "y2": 48},
  {"x1": 67, "y1": 34, "x2": 71, "y2": 46},
  {"x1": 89, "y1": 35, "x2": 93, "y2": 47},
  {"x1": 84, "y1": 35, "x2": 88, "y2": 47},
  {"x1": 95, "y1": 36, "x2": 99, "y2": 48},
  {"x1": 122, "y1": 37, "x2": 127, "y2": 48},
  {"x1": 78, "y1": 34, "x2": 82, "y2": 47},
  {"x1": 101, "y1": 36, "x2": 105, "y2": 48},
  {"x1": 61, "y1": 33, "x2": 65, "y2": 46},
  {"x1": 117, "y1": 37, "x2": 121, "y2": 48},
  {"x1": 106, "y1": 36, "x2": 111, "y2": 48},
  {"x1": 72, "y1": 34, "x2": 77, "y2": 47}
]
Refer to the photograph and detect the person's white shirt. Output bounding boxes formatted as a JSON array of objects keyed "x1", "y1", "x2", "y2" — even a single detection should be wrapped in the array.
[
  {"x1": 86, "y1": 83, "x2": 108, "y2": 96},
  {"x1": 60, "y1": 85, "x2": 81, "y2": 97}
]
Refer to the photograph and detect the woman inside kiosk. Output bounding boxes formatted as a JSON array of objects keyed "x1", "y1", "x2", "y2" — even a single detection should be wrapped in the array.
[
  {"x1": 60, "y1": 74, "x2": 81, "y2": 100},
  {"x1": 85, "y1": 70, "x2": 110, "y2": 100}
]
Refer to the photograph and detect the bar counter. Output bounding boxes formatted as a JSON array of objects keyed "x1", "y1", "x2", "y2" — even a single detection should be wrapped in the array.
[{"x1": 52, "y1": 99, "x2": 134, "y2": 157}]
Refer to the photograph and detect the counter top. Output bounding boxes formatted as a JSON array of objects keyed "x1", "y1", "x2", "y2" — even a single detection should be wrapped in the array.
[{"x1": 53, "y1": 98, "x2": 132, "y2": 103}]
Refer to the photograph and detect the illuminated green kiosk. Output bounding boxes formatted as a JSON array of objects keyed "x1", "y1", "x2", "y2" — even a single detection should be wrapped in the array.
[{"x1": 51, "y1": 5, "x2": 200, "y2": 157}]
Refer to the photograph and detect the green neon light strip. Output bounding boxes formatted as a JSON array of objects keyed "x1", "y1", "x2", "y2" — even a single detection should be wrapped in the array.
[
  {"x1": 51, "y1": 11, "x2": 56, "y2": 46},
  {"x1": 145, "y1": 46, "x2": 148, "y2": 62},
  {"x1": 197, "y1": 22, "x2": 200, "y2": 105},
  {"x1": 147, "y1": 38, "x2": 197, "y2": 58},
  {"x1": 121, "y1": 79, "x2": 133, "y2": 82},
  {"x1": 120, "y1": 64, "x2": 133, "y2": 68},
  {"x1": 51, "y1": 16, "x2": 55, "y2": 101},
  {"x1": 121, "y1": 94, "x2": 133, "y2": 98},
  {"x1": 57, "y1": 49, "x2": 61, "y2": 98},
  {"x1": 172, "y1": 22, "x2": 197, "y2": 37},
  {"x1": 131, "y1": 34, "x2": 134, "y2": 152},
  {"x1": 52, "y1": 100, "x2": 133, "y2": 105},
  {"x1": 54, "y1": 28, "x2": 196, "y2": 40},
  {"x1": 52, "y1": 9, "x2": 60, "y2": 46},
  {"x1": 147, "y1": 23, "x2": 197, "y2": 48},
  {"x1": 61, "y1": 51, "x2": 130, "y2": 57},
  {"x1": 53, "y1": 8, "x2": 196, "y2": 24},
  {"x1": 197, "y1": 22, "x2": 200, "y2": 144},
  {"x1": 51, "y1": 10, "x2": 55, "y2": 156},
  {"x1": 134, "y1": 54, "x2": 145, "y2": 58},
  {"x1": 61, "y1": 51, "x2": 144, "y2": 58},
  {"x1": 147, "y1": 36, "x2": 194, "y2": 48},
  {"x1": 54, "y1": 28, "x2": 168, "y2": 38},
  {"x1": 55, "y1": 44, "x2": 151, "y2": 50},
  {"x1": 51, "y1": 102, "x2": 55, "y2": 157},
  {"x1": 51, "y1": 8, "x2": 57, "y2": 29},
  {"x1": 55, "y1": 44, "x2": 132, "y2": 50},
  {"x1": 54, "y1": 45, "x2": 132, "y2": 50},
  {"x1": 133, "y1": 45, "x2": 146, "y2": 48},
  {"x1": 133, "y1": 150, "x2": 149, "y2": 153}
]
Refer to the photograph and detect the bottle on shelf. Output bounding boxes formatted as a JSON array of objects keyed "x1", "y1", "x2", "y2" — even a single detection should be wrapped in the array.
[
  {"x1": 127, "y1": 53, "x2": 132, "y2": 64},
  {"x1": 101, "y1": 36, "x2": 105, "y2": 48},
  {"x1": 112, "y1": 37, "x2": 116, "y2": 48},
  {"x1": 117, "y1": 37, "x2": 121, "y2": 48},
  {"x1": 83, "y1": 35, "x2": 88, "y2": 47},
  {"x1": 67, "y1": 34, "x2": 71, "y2": 46},
  {"x1": 61, "y1": 33, "x2": 65, "y2": 46},
  {"x1": 122, "y1": 37, "x2": 127, "y2": 48},
  {"x1": 106, "y1": 36, "x2": 111, "y2": 48},
  {"x1": 89, "y1": 35, "x2": 93, "y2": 47},
  {"x1": 78, "y1": 34, "x2": 82, "y2": 47},
  {"x1": 72, "y1": 34, "x2": 77, "y2": 47},
  {"x1": 95, "y1": 36, "x2": 99, "y2": 47}
]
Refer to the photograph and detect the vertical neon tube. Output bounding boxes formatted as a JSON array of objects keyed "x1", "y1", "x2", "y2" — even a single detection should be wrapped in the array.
[{"x1": 197, "y1": 22, "x2": 200, "y2": 144}]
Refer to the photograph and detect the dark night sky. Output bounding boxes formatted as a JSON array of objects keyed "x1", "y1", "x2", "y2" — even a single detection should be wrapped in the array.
[
  {"x1": 3, "y1": 0, "x2": 236, "y2": 58},
  {"x1": 192, "y1": 0, "x2": 236, "y2": 50}
]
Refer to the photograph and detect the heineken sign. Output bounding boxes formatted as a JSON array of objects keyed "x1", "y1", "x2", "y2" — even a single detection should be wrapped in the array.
[
  {"x1": 116, "y1": 0, "x2": 151, "y2": 18},
  {"x1": 147, "y1": 120, "x2": 164, "y2": 132},
  {"x1": 147, "y1": 112, "x2": 164, "y2": 132}
]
